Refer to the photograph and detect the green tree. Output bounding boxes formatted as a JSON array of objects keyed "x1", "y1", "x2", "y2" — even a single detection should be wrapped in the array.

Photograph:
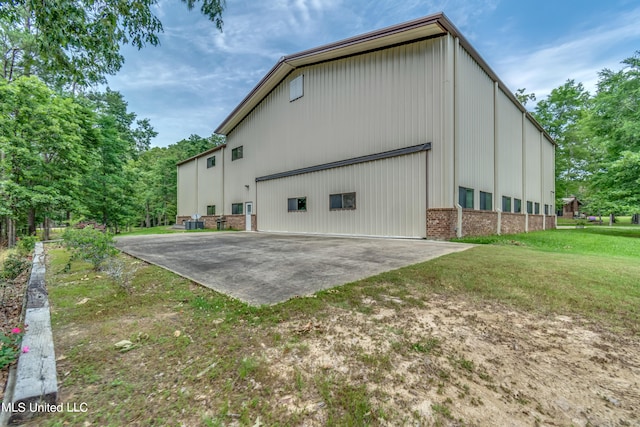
[
  {"x1": 583, "y1": 53, "x2": 640, "y2": 214},
  {"x1": 515, "y1": 88, "x2": 536, "y2": 106},
  {"x1": 0, "y1": 76, "x2": 90, "y2": 244},
  {"x1": 1, "y1": 0, "x2": 225, "y2": 88},
  {"x1": 533, "y1": 80, "x2": 592, "y2": 202},
  {"x1": 78, "y1": 89, "x2": 149, "y2": 232}
]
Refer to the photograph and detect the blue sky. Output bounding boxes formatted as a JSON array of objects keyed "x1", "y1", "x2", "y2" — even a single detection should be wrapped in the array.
[{"x1": 105, "y1": 0, "x2": 640, "y2": 147}]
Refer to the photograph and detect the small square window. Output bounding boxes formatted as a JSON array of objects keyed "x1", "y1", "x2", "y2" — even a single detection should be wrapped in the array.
[
  {"x1": 514, "y1": 198, "x2": 522, "y2": 213},
  {"x1": 535, "y1": 202, "x2": 540, "y2": 215},
  {"x1": 502, "y1": 196, "x2": 512, "y2": 213},
  {"x1": 206, "y1": 156, "x2": 215, "y2": 168},
  {"x1": 207, "y1": 205, "x2": 216, "y2": 215},
  {"x1": 458, "y1": 187, "x2": 474, "y2": 209},
  {"x1": 290, "y1": 75, "x2": 304, "y2": 101},
  {"x1": 329, "y1": 192, "x2": 356, "y2": 210},
  {"x1": 480, "y1": 191, "x2": 492, "y2": 211},
  {"x1": 288, "y1": 197, "x2": 307, "y2": 212},
  {"x1": 232, "y1": 203, "x2": 243, "y2": 215},
  {"x1": 232, "y1": 146, "x2": 243, "y2": 161}
]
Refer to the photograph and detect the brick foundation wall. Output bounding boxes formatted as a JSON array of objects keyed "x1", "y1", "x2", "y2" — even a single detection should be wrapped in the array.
[
  {"x1": 461, "y1": 210, "x2": 498, "y2": 237},
  {"x1": 223, "y1": 214, "x2": 257, "y2": 231},
  {"x1": 501, "y1": 213, "x2": 526, "y2": 235},
  {"x1": 175, "y1": 215, "x2": 256, "y2": 231},
  {"x1": 426, "y1": 209, "x2": 458, "y2": 240},
  {"x1": 426, "y1": 208, "x2": 556, "y2": 240},
  {"x1": 545, "y1": 215, "x2": 556, "y2": 230},
  {"x1": 528, "y1": 215, "x2": 544, "y2": 231}
]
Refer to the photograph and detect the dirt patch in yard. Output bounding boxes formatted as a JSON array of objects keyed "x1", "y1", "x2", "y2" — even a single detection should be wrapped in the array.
[
  {"x1": 266, "y1": 293, "x2": 640, "y2": 426},
  {"x1": 41, "y1": 271, "x2": 640, "y2": 426}
]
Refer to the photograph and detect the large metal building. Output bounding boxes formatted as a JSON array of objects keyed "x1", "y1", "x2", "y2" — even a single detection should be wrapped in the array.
[{"x1": 177, "y1": 12, "x2": 555, "y2": 239}]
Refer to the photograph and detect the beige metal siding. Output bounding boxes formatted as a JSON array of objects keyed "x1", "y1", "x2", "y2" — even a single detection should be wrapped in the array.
[
  {"x1": 455, "y1": 45, "x2": 495, "y2": 203},
  {"x1": 429, "y1": 33, "x2": 456, "y2": 208},
  {"x1": 195, "y1": 155, "x2": 224, "y2": 216},
  {"x1": 177, "y1": 154, "x2": 224, "y2": 217},
  {"x1": 177, "y1": 161, "x2": 197, "y2": 216},
  {"x1": 496, "y1": 88, "x2": 523, "y2": 202},
  {"x1": 257, "y1": 152, "x2": 427, "y2": 237},
  {"x1": 542, "y1": 136, "x2": 555, "y2": 211},
  {"x1": 524, "y1": 120, "x2": 542, "y2": 205},
  {"x1": 224, "y1": 37, "x2": 448, "y2": 215}
]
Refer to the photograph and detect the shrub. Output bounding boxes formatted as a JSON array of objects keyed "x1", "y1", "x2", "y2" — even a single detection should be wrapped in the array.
[
  {"x1": 0, "y1": 327, "x2": 26, "y2": 370},
  {"x1": 62, "y1": 226, "x2": 118, "y2": 271},
  {"x1": 16, "y1": 235, "x2": 37, "y2": 256},
  {"x1": 2, "y1": 252, "x2": 30, "y2": 281},
  {"x1": 101, "y1": 257, "x2": 138, "y2": 293}
]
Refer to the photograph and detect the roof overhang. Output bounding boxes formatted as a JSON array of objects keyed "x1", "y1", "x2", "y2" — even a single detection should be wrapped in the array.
[{"x1": 176, "y1": 143, "x2": 226, "y2": 166}]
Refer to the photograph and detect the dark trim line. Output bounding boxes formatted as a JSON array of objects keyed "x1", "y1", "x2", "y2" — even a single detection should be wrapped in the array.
[
  {"x1": 256, "y1": 143, "x2": 431, "y2": 182},
  {"x1": 176, "y1": 144, "x2": 226, "y2": 166}
]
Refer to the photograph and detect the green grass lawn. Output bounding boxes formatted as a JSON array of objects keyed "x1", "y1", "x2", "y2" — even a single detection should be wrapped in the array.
[
  {"x1": 557, "y1": 215, "x2": 638, "y2": 227},
  {"x1": 37, "y1": 227, "x2": 640, "y2": 426}
]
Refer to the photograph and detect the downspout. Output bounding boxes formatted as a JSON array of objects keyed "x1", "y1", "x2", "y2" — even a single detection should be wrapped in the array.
[
  {"x1": 453, "y1": 37, "x2": 461, "y2": 236},
  {"x1": 494, "y1": 81, "x2": 500, "y2": 235},
  {"x1": 195, "y1": 156, "x2": 199, "y2": 216},
  {"x1": 522, "y1": 112, "x2": 528, "y2": 233},
  {"x1": 456, "y1": 203, "x2": 463, "y2": 238},
  {"x1": 221, "y1": 145, "x2": 225, "y2": 216},
  {"x1": 540, "y1": 131, "x2": 545, "y2": 230}
]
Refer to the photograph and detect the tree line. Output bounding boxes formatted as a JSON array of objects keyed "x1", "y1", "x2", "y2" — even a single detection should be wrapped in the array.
[
  {"x1": 1, "y1": 0, "x2": 225, "y2": 246},
  {"x1": 522, "y1": 52, "x2": 640, "y2": 217},
  {"x1": 0, "y1": 75, "x2": 223, "y2": 245}
]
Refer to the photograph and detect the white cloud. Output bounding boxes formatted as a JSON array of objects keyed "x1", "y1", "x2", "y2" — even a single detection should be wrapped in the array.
[{"x1": 494, "y1": 6, "x2": 640, "y2": 99}]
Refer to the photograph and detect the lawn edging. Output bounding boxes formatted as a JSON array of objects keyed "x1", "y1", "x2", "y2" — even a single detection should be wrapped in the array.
[{"x1": 1, "y1": 242, "x2": 58, "y2": 426}]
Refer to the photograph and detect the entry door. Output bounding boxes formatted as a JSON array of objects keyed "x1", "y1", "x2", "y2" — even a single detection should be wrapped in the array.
[{"x1": 245, "y1": 202, "x2": 253, "y2": 231}]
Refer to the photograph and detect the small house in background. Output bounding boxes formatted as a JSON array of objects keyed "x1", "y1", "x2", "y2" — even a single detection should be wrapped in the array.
[
  {"x1": 561, "y1": 196, "x2": 582, "y2": 218},
  {"x1": 177, "y1": 12, "x2": 556, "y2": 238}
]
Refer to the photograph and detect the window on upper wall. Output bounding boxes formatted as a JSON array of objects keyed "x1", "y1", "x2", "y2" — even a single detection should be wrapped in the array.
[
  {"x1": 288, "y1": 197, "x2": 307, "y2": 212},
  {"x1": 514, "y1": 198, "x2": 522, "y2": 213},
  {"x1": 480, "y1": 191, "x2": 492, "y2": 211},
  {"x1": 330, "y1": 192, "x2": 356, "y2": 210},
  {"x1": 527, "y1": 201, "x2": 533, "y2": 214},
  {"x1": 290, "y1": 74, "x2": 304, "y2": 101},
  {"x1": 231, "y1": 203, "x2": 243, "y2": 215},
  {"x1": 535, "y1": 202, "x2": 540, "y2": 215},
  {"x1": 544, "y1": 204, "x2": 549, "y2": 215},
  {"x1": 502, "y1": 196, "x2": 512, "y2": 213},
  {"x1": 458, "y1": 187, "x2": 474, "y2": 209},
  {"x1": 206, "y1": 156, "x2": 215, "y2": 168},
  {"x1": 232, "y1": 146, "x2": 243, "y2": 161},
  {"x1": 207, "y1": 205, "x2": 216, "y2": 215}
]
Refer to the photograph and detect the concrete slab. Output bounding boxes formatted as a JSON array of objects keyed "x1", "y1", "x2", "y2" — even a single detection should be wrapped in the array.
[{"x1": 115, "y1": 232, "x2": 472, "y2": 306}]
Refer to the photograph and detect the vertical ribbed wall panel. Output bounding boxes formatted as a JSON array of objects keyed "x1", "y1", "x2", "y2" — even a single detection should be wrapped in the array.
[
  {"x1": 525, "y1": 121, "x2": 542, "y2": 202},
  {"x1": 224, "y1": 37, "x2": 445, "y2": 216},
  {"x1": 496, "y1": 88, "x2": 523, "y2": 200},
  {"x1": 196, "y1": 155, "x2": 224, "y2": 216},
  {"x1": 455, "y1": 46, "x2": 495, "y2": 197},
  {"x1": 256, "y1": 153, "x2": 426, "y2": 238},
  {"x1": 542, "y1": 137, "x2": 555, "y2": 209},
  {"x1": 177, "y1": 162, "x2": 197, "y2": 216}
]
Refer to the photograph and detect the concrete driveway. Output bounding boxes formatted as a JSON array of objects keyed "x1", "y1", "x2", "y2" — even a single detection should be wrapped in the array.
[{"x1": 115, "y1": 232, "x2": 472, "y2": 306}]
